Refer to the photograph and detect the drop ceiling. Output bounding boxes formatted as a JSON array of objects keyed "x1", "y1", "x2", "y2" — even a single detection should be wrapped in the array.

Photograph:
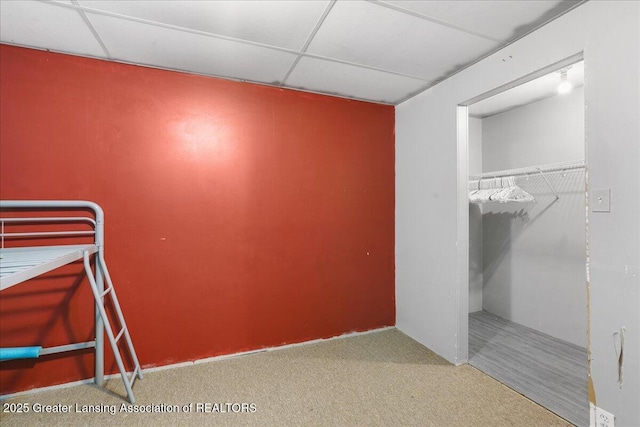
[{"x1": 0, "y1": 0, "x2": 583, "y2": 105}]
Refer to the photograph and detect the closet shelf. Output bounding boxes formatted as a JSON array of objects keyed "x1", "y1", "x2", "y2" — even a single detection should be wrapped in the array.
[
  {"x1": 470, "y1": 159, "x2": 585, "y2": 180},
  {"x1": 469, "y1": 160, "x2": 585, "y2": 201}
]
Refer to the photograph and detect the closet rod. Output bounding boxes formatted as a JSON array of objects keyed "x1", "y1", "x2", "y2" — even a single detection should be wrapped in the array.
[{"x1": 471, "y1": 160, "x2": 585, "y2": 180}]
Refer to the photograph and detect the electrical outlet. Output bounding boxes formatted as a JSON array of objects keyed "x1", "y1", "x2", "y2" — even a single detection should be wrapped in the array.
[{"x1": 595, "y1": 407, "x2": 615, "y2": 427}]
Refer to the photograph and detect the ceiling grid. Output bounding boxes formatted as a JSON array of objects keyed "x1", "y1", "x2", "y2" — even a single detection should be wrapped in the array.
[
  {"x1": 70, "y1": 0, "x2": 112, "y2": 59},
  {"x1": 280, "y1": 0, "x2": 337, "y2": 86},
  {"x1": 0, "y1": 0, "x2": 584, "y2": 104}
]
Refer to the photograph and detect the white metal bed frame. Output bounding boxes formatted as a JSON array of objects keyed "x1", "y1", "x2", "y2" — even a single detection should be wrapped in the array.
[{"x1": 0, "y1": 200, "x2": 142, "y2": 403}]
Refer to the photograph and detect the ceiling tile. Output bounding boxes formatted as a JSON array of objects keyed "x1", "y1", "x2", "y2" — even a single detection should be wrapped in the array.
[
  {"x1": 307, "y1": 0, "x2": 499, "y2": 81},
  {"x1": 0, "y1": 0, "x2": 106, "y2": 57},
  {"x1": 77, "y1": 0, "x2": 329, "y2": 51},
  {"x1": 384, "y1": 0, "x2": 580, "y2": 41},
  {"x1": 86, "y1": 12, "x2": 297, "y2": 85},
  {"x1": 1, "y1": 0, "x2": 584, "y2": 106},
  {"x1": 286, "y1": 57, "x2": 428, "y2": 104}
]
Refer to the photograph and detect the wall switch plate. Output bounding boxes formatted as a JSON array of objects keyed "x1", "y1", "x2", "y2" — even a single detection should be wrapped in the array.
[
  {"x1": 591, "y1": 405, "x2": 615, "y2": 427},
  {"x1": 592, "y1": 189, "x2": 611, "y2": 212}
]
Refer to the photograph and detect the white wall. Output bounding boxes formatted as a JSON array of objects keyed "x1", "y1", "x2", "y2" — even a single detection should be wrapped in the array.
[
  {"x1": 468, "y1": 117, "x2": 483, "y2": 175},
  {"x1": 468, "y1": 117, "x2": 483, "y2": 313},
  {"x1": 480, "y1": 88, "x2": 586, "y2": 347},
  {"x1": 396, "y1": 2, "x2": 639, "y2": 425},
  {"x1": 482, "y1": 87, "x2": 585, "y2": 170}
]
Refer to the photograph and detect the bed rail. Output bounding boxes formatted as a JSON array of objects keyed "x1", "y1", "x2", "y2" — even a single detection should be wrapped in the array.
[{"x1": 0, "y1": 200, "x2": 104, "y2": 248}]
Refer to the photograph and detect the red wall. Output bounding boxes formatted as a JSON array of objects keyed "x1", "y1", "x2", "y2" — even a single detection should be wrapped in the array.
[{"x1": 0, "y1": 45, "x2": 395, "y2": 393}]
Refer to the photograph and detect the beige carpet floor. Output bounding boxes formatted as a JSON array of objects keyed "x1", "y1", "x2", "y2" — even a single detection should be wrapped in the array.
[{"x1": 0, "y1": 328, "x2": 571, "y2": 426}]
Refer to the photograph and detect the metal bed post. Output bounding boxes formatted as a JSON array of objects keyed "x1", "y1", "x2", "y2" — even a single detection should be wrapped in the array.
[
  {"x1": 95, "y1": 267, "x2": 104, "y2": 386},
  {"x1": 93, "y1": 207, "x2": 105, "y2": 387}
]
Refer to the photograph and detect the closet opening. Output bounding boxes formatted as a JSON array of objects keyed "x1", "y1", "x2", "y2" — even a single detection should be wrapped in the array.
[{"x1": 457, "y1": 55, "x2": 588, "y2": 426}]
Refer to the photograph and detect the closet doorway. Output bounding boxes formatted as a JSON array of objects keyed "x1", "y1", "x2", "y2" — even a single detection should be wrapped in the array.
[{"x1": 457, "y1": 56, "x2": 588, "y2": 427}]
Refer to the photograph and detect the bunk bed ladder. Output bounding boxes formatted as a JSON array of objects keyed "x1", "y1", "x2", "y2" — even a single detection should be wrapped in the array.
[{"x1": 82, "y1": 250, "x2": 143, "y2": 404}]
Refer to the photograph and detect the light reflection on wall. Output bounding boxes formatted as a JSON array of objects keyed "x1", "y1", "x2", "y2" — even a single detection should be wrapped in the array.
[{"x1": 171, "y1": 113, "x2": 233, "y2": 162}]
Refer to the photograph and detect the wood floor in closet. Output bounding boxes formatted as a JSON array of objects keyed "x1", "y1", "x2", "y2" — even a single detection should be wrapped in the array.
[{"x1": 469, "y1": 310, "x2": 589, "y2": 427}]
